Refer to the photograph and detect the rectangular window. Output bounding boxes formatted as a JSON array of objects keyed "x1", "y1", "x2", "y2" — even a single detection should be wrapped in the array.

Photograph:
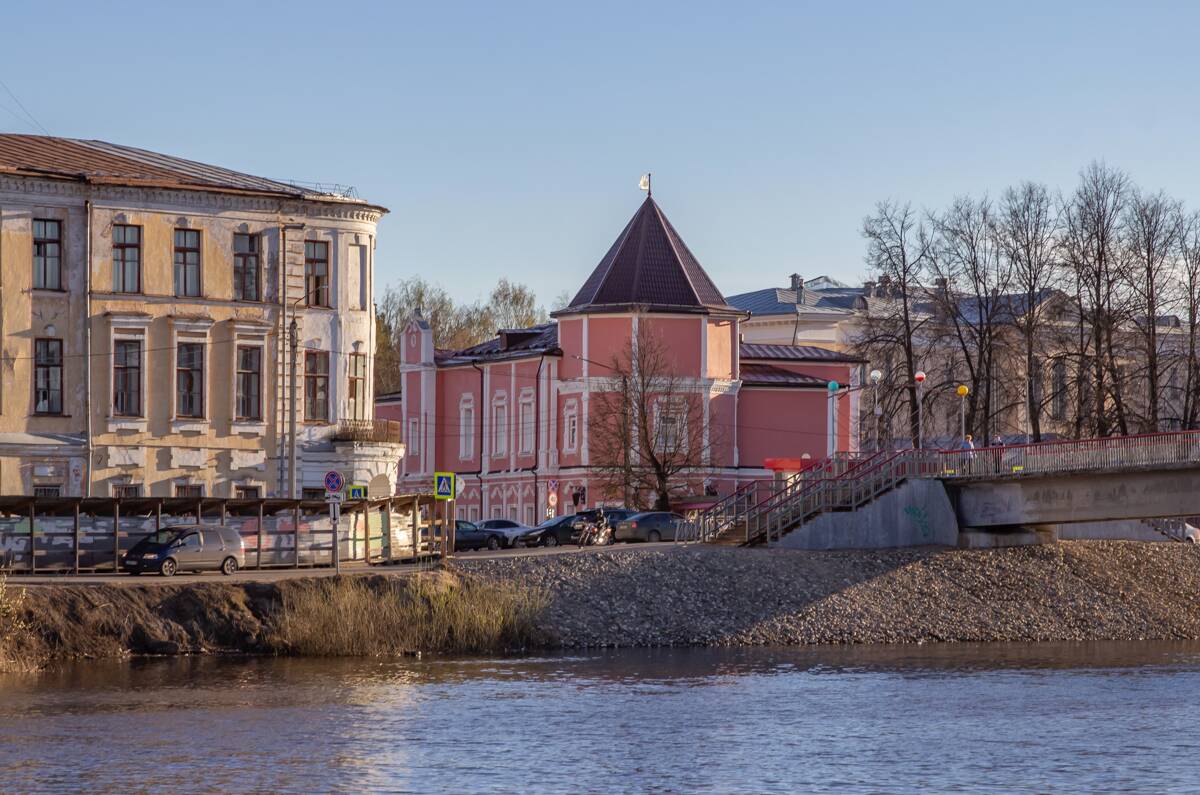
[
  {"x1": 113, "y1": 340, "x2": 142, "y2": 416},
  {"x1": 493, "y1": 403, "x2": 508, "y2": 456},
  {"x1": 524, "y1": 505, "x2": 535, "y2": 527},
  {"x1": 112, "y1": 224, "x2": 141, "y2": 293},
  {"x1": 1052, "y1": 361, "x2": 1068, "y2": 421},
  {"x1": 347, "y1": 353, "x2": 367, "y2": 420},
  {"x1": 175, "y1": 484, "x2": 204, "y2": 498},
  {"x1": 657, "y1": 405, "x2": 683, "y2": 452},
  {"x1": 520, "y1": 398, "x2": 535, "y2": 454},
  {"x1": 173, "y1": 229, "x2": 201, "y2": 296},
  {"x1": 34, "y1": 338, "x2": 63, "y2": 415},
  {"x1": 408, "y1": 417, "x2": 420, "y2": 454},
  {"x1": 304, "y1": 351, "x2": 329, "y2": 421},
  {"x1": 565, "y1": 410, "x2": 579, "y2": 452},
  {"x1": 176, "y1": 343, "x2": 204, "y2": 418},
  {"x1": 33, "y1": 219, "x2": 63, "y2": 290},
  {"x1": 113, "y1": 484, "x2": 142, "y2": 498},
  {"x1": 304, "y1": 240, "x2": 330, "y2": 307},
  {"x1": 459, "y1": 403, "x2": 475, "y2": 459},
  {"x1": 302, "y1": 487, "x2": 325, "y2": 500},
  {"x1": 233, "y1": 233, "x2": 260, "y2": 301},
  {"x1": 33, "y1": 485, "x2": 62, "y2": 498},
  {"x1": 236, "y1": 346, "x2": 262, "y2": 420},
  {"x1": 235, "y1": 485, "x2": 261, "y2": 499}
]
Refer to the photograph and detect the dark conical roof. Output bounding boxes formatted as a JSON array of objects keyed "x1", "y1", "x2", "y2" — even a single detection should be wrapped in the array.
[{"x1": 559, "y1": 197, "x2": 737, "y2": 315}]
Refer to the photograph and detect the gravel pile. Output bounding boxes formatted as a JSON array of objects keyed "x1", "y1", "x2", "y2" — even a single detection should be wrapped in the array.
[{"x1": 457, "y1": 541, "x2": 1200, "y2": 648}]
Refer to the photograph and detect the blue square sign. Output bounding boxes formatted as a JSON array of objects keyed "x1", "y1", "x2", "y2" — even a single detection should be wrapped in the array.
[{"x1": 434, "y1": 472, "x2": 455, "y2": 501}]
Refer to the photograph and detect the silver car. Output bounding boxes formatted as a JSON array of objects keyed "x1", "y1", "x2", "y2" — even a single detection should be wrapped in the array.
[{"x1": 121, "y1": 524, "x2": 246, "y2": 576}]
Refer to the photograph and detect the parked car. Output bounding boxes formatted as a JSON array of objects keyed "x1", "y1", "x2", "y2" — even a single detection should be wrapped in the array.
[
  {"x1": 476, "y1": 519, "x2": 534, "y2": 548},
  {"x1": 454, "y1": 520, "x2": 508, "y2": 551},
  {"x1": 613, "y1": 511, "x2": 686, "y2": 543},
  {"x1": 121, "y1": 525, "x2": 245, "y2": 577},
  {"x1": 520, "y1": 508, "x2": 639, "y2": 547}
]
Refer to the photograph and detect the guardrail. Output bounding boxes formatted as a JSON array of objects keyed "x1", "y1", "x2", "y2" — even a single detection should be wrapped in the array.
[{"x1": 932, "y1": 430, "x2": 1200, "y2": 480}]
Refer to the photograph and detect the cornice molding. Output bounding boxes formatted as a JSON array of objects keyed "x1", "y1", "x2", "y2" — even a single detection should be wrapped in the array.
[{"x1": 0, "y1": 174, "x2": 385, "y2": 224}]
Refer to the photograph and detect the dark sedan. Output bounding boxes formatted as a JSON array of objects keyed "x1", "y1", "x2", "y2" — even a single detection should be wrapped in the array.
[
  {"x1": 613, "y1": 511, "x2": 686, "y2": 542},
  {"x1": 453, "y1": 520, "x2": 508, "y2": 551}
]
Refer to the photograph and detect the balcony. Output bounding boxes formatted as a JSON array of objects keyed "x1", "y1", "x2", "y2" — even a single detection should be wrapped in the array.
[{"x1": 332, "y1": 418, "x2": 404, "y2": 444}]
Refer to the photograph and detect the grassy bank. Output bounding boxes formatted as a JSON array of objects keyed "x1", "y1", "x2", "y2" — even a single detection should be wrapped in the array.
[
  {"x1": 270, "y1": 571, "x2": 548, "y2": 656},
  {"x1": 5, "y1": 569, "x2": 548, "y2": 671}
]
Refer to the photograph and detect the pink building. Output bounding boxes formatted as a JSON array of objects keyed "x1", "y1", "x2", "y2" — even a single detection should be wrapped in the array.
[{"x1": 383, "y1": 197, "x2": 861, "y2": 522}]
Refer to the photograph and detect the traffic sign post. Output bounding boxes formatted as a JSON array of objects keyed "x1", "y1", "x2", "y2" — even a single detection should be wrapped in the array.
[
  {"x1": 347, "y1": 484, "x2": 367, "y2": 501},
  {"x1": 324, "y1": 470, "x2": 345, "y2": 494},
  {"x1": 326, "y1": 492, "x2": 343, "y2": 574}
]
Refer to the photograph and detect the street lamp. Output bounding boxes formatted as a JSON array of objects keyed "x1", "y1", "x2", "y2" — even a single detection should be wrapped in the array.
[
  {"x1": 869, "y1": 369, "x2": 883, "y2": 450},
  {"x1": 956, "y1": 384, "x2": 970, "y2": 441},
  {"x1": 914, "y1": 371, "x2": 927, "y2": 450}
]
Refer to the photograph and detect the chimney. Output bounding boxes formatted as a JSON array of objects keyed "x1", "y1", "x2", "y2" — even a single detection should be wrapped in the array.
[
  {"x1": 789, "y1": 273, "x2": 804, "y2": 291},
  {"x1": 863, "y1": 280, "x2": 876, "y2": 297}
]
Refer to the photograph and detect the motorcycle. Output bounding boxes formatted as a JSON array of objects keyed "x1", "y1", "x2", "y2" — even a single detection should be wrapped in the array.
[{"x1": 576, "y1": 511, "x2": 613, "y2": 547}]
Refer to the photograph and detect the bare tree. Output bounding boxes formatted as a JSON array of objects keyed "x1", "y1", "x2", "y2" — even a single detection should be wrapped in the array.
[
  {"x1": 1061, "y1": 162, "x2": 1131, "y2": 435},
  {"x1": 996, "y1": 182, "x2": 1061, "y2": 441},
  {"x1": 1122, "y1": 189, "x2": 1182, "y2": 431},
  {"x1": 861, "y1": 202, "x2": 937, "y2": 447},
  {"x1": 929, "y1": 195, "x2": 1014, "y2": 442},
  {"x1": 589, "y1": 328, "x2": 719, "y2": 510},
  {"x1": 1178, "y1": 211, "x2": 1200, "y2": 429}
]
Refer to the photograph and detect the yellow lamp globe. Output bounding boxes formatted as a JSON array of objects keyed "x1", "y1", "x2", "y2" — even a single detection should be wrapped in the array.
[{"x1": 956, "y1": 385, "x2": 969, "y2": 397}]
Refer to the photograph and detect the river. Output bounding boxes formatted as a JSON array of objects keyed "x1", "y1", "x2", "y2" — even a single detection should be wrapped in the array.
[{"x1": 1, "y1": 642, "x2": 1198, "y2": 794}]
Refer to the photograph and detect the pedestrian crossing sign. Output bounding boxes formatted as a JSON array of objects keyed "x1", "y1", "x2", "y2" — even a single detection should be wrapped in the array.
[{"x1": 434, "y1": 472, "x2": 456, "y2": 501}]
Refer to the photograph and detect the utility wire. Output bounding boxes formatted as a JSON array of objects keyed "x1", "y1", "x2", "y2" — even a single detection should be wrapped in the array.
[{"x1": 0, "y1": 76, "x2": 50, "y2": 136}]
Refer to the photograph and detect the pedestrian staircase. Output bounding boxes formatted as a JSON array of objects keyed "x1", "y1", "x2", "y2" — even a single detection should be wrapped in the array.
[{"x1": 695, "y1": 450, "x2": 914, "y2": 546}]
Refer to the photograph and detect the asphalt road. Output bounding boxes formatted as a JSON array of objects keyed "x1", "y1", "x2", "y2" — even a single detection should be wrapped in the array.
[{"x1": 7, "y1": 541, "x2": 678, "y2": 587}]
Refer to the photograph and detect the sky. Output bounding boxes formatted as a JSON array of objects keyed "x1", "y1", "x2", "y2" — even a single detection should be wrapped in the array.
[{"x1": 5, "y1": 1, "x2": 1200, "y2": 307}]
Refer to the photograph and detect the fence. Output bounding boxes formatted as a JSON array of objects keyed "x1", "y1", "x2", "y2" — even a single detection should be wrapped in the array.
[{"x1": 0, "y1": 494, "x2": 449, "y2": 575}]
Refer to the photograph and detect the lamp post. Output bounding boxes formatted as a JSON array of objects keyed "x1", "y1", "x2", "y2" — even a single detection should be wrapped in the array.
[
  {"x1": 869, "y1": 369, "x2": 883, "y2": 451},
  {"x1": 914, "y1": 370, "x2": 926, "y2": 450},
  {"x1": 826, "y1": 380, "x2": 840, "y2": 458},
  {"x1": 956, "y1": 384, "x2": 970, "y2": 441}
]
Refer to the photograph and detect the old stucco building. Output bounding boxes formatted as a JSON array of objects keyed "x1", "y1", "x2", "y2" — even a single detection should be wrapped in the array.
[{"x1": 0, "y1": 135, "x2": 401, "y2": 498}]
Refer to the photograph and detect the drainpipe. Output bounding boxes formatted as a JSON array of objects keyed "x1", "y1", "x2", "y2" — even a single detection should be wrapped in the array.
[
  {"x1": 83, "y1": 197, "x2": 93, "y2": 497},
  {"x1": 524, "y1": 354, "x2": 547, "y2": 517},
  {"x1": 466, "y1": 360, "x2": 486, "y2": 510}
]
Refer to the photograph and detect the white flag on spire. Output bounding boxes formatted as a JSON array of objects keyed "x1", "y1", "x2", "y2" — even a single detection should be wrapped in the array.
[{"x1": 638, "y1": 173, "x2": 651, "y2": 192}]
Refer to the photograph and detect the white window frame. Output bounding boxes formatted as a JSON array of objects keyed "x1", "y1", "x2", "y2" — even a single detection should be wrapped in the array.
[
  {"x1": 408, "y1": 417, "x2": 420, "y2": 455},
  {"x1": 519, "y1": 390, "x2": 535, "y2": 455},
  {"x1": 459, "y1": 394, "x2": 475, "y2": 460},
  {"x1": 107, "y1": 313, "x2": 151, "y2": 431},
  {"x1": 170, "y1": 317, "x2": 214, "y2": 430},
  {"x1": 654, "y1": 399, "x2": 687, "y2": 454},
  {"x1": 492, "y1": 398, "x2": 509, "y2": 457},
  {"x1": 563, "y1": 400, "x2": 579, "y2": 453}
]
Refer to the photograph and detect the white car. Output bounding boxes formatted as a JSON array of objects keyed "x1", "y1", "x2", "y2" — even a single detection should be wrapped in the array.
[{"x1": 476, "y1": 519, "x2": 535, "y2": 548}]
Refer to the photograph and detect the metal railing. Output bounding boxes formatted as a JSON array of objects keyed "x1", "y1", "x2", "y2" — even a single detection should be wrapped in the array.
[
  {"x1": 710, "y1": 430, "x2": 1200, "y2": 547},
  {"x1": 932, "y1": 430, "x2": 1200, "y2": 481},
  {"x1": 332, "y1": 418, "x2": 404, "y2": 444}
]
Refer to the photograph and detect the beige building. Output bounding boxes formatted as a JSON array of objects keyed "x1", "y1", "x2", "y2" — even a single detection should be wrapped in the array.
[{"x1": 0, "y1": 135, "x2": 402, "y2": 498}]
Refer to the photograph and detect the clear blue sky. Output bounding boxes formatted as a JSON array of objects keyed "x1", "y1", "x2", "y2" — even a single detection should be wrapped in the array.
[{"x1": 5, "y1": 1, "x2": 1200, "y2": 305}]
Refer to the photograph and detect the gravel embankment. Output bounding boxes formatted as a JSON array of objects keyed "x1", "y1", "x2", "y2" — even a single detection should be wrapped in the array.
[{"x1": 458, "y1": 541, "x2": 1200, "y2": 647}]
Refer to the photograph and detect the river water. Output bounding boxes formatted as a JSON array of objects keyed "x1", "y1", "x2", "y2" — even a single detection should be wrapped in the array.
[{"x1": 1, "y1": 642, "x2": 1199, "y2": 794}]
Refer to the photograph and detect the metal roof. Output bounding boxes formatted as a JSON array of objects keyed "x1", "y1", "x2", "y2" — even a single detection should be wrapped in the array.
[
  {"x1": 560, "y1": 197, "x2": 738, "y2": 315},
  {"x1": 739, "y1": 363, "x2": 828, "y2": 388},
  {"x1": 739, "y1": 343, "x2": 863, "y2": 363},
  {"x1": 0, "y1": 134, "x2": 382, "y2": 208},
  {"x1": 438, "y1": 323, "x2": 560, "y2": 365}
]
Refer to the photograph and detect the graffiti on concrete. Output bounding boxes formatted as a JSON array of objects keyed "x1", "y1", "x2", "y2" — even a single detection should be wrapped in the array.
[{"x1": 904, "y1": 505, "x2": 933, "y2": 540}]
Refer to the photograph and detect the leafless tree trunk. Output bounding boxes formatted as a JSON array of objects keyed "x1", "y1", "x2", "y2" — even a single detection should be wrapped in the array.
[
  {"x1": 997, "y1": 182, "x2": 1060, "y2": 441},
  {"x1": 1180, "y1": 211, "x2": 1200, "y2": 429},
  {"x1": 589, "y1": 328, "x2": 719, "y2": 510},
  {"x1": 861, "y1": 202, "x2": 936, "y2": 448}
]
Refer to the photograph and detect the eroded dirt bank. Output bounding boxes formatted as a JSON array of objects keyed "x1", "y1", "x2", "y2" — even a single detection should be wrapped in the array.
[{"x1": 4, "y1": 541, "x2": 1199, "y2": 671}]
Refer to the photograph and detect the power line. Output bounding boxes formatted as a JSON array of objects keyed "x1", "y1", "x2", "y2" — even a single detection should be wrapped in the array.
[{"x1": 0, "y1": 76, "x2": 50, "y2": 136}]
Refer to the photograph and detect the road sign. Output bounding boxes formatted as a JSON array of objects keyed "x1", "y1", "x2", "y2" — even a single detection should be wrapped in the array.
[
  {"x1": 547, "y1": 492, "x2": 558, "y2": 507},
  {"x1": 548, "y1": 479, "x2": 559, "y2": 492},
  {"x1": 326, "y1": 493, "x2": 342, "y2": 522},
  {"x1": 347, "y1": 484, "x2": 367, "y2": 500},
  {"x1": 434, "y1": 472, "x2": 456, "y2": 501},
  {"x1": 324, "y1": 470, "x2": 344, "y2": 494}
]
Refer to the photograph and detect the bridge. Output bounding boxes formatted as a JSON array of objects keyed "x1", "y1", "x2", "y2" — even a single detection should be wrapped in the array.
[{"x1": 693, "y1": 431, "x2": 1200, "y2": 549}]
